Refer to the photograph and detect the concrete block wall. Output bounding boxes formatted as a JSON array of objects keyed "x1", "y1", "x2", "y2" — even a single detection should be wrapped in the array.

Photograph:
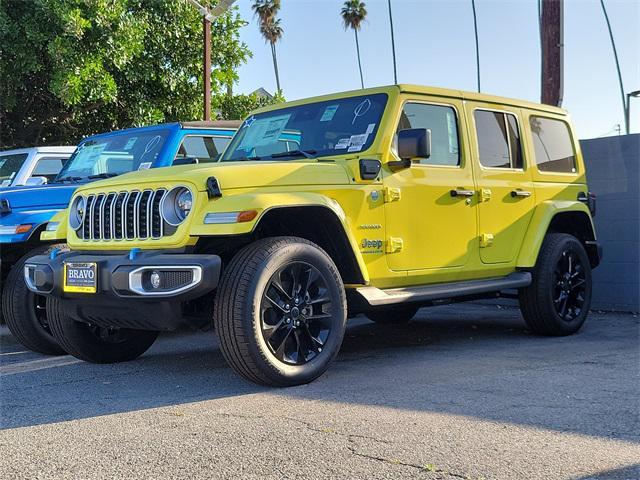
[{"x1": 581, "y1": 134, "x2": 639, "y2": 312}]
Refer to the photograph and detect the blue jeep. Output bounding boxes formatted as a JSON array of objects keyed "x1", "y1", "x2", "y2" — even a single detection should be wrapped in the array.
[{"x1": 0, "y1": 121, "x2": 239, "y2": 354}]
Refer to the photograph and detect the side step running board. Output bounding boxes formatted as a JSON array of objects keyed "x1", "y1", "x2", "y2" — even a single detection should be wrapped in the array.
[{"x1": 355, "y1": 272, "x2": 532, "y2": 307}]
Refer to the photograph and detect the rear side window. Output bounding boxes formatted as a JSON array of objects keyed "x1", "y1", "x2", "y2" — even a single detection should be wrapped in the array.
[
  {"x1": 474, "y1": 110, "x2": 523, "y2": 169},
  {"x1": 175, "y1": 136, "x2": 230, "y2": 164},
  {"x1": 530, "y1": 116, "x2": 576, "y2": 173},
  {"x1": 32, "y1": 157, "x2": 67, "y2": 181},
  {"x1": 395, "y1": 103, "x2": 460, "y2": 166}
]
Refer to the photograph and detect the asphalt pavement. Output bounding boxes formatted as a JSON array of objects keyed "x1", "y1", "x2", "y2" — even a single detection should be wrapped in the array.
[{"x1": 1, "y1": 303, "x2": 638, "y2": 480}]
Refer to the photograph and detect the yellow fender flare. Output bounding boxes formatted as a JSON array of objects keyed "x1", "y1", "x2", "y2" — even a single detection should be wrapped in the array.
[
  {"x1": 516, "y1": 200, "x2": 595, "y2": 268},
  {"x1": 191, "y1": 191, "x2": 370, "y2": 284}
]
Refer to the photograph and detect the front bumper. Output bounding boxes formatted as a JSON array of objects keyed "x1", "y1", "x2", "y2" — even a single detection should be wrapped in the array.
[{"x1": 24, "y1": 249, "x2": 221, "y2": 331}]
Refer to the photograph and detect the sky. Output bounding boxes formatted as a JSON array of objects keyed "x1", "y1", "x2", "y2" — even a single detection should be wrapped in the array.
[{"x1": 231, "y1": 0, "x2": 640, "y2": 139}]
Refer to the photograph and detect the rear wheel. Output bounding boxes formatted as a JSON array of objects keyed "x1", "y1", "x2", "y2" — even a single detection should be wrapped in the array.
[
  {"x1": 366, "y1": 305, "x2": 419, "y2": 324},
  {"x1": 519, "y1": 233, "x2": 592, "y2": 336},
  {"x1": 214, "y1": 237, "x2": 347, "y2": 387},
  {"x1": 2, "y1": 244, "x2": 67, "y2": 355},
  {"x1": 46, "y1": 297, "x2": 158, "y2": 363}
]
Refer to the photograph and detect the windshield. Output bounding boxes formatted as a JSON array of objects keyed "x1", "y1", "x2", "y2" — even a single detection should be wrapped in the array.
[
  {"x1": 54, "y1": 129, "x2": 169, "y2": 182},
  {"x1": 0, "y1": 153, "x2": 29, "y2": 186},
  {"x1": 220, "y1": 93, "x2": 388, "y2": 162}
]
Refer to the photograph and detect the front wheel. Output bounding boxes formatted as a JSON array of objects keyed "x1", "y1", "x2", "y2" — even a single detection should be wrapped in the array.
[
  {"x1": 519, "y1": 233, "x2": 592, "y2": 336},
  {"x1": 214, "y1": 237, "x2": 347, "y2": 387},
  {"x1": 46, "y1": 297, "x2": 159, "y2": 363},
  {"x1": 2, "y1": 244, "x2": 67, "y2": 355}
]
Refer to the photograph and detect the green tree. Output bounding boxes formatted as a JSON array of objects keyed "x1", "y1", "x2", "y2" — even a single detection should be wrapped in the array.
[
  {"x1": 252, "y1": 0, "x2": 283, "y2": 93},
  {"x1": 0, "y1": 0, "x2": 251, "y2": 148},
  {"x1": 214, "y1": 91, "x2": 285, "y2": 121},
  {"x1": 341, "y1": 0, "x2": 367, "y2": 89}
]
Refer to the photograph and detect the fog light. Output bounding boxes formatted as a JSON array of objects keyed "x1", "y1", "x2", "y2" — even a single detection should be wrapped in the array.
[{"x1": 150, "y1": 271, "x2": 161, "y2": 289}]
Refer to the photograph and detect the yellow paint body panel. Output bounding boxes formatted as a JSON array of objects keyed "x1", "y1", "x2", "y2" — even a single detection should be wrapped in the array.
[
  {"x1": 40, "y1": 210, "x2": 68, "y2": 242},
  {"x1": 60, "y1": 85, "x2": 595, "y2": 291}
]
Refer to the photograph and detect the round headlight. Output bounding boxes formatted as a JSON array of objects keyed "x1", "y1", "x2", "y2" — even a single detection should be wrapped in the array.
[
  {"x1": 161, "y1": 187, "x2": 193, "y2": 226},
  {"x1": 69, "y1": 196, "x2": 85, "y2": 230}
]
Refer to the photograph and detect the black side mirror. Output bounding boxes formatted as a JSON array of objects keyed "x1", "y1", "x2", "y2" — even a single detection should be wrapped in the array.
[
  {"x1": 398, "y1": 128, "x2": 431, "y2": 160},
  {"x1": 387, "y1": 128, "x2": 431, "y2": 171}
]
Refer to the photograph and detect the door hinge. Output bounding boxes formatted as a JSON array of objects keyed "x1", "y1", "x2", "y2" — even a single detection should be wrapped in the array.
[
  {"x1": 386, "y1": 237, "x2": 404, "y2": 253},
  {"x1": 480, "y1": 188, "x2": 492, "y2": 202},
  {"x1": 383, "y1": 187, "x2": 401, "y2": 203},
  {"x1": 479, "y1": 233, "x2": 494, "y2": 248}
]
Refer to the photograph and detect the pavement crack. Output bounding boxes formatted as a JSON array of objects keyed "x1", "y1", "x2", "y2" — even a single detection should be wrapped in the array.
[{"x1": 346, "y1": 438, "x2": 471, "y2": 479}]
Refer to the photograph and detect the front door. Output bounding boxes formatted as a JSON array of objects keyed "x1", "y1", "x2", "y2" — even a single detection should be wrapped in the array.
[
  {"x1": 384, "y1": 98, "x2": 477, "y2": 272},
  {"x1": 467, "y1": 105, "x2": 536, "y2": 264}
]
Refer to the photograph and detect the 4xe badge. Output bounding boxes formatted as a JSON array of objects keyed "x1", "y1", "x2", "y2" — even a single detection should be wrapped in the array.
[{"x1": 360, "y1": 238, "x2": 383, "y2": 253}]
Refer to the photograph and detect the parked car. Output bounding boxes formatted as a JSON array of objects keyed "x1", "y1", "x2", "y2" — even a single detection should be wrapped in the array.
[
  {"x1": 1, "y1": 120, "x2": 239, "y2": 354},
  {"x1": 0, "y1": 146, "x2": 75, "y2": 187},
  {"x1": 25, "y1": 85, "x2": 600, "y2": 386}
]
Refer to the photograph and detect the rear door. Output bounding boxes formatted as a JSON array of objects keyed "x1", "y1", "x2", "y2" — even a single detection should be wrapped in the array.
[{"x1": 466, "y1": 104, "x2": 536, "y2": 264}]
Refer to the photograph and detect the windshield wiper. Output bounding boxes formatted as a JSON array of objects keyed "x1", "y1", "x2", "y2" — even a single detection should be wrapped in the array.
[
  {"x1": 53, "y1": 176, "x2": 83, "y2": 184},
  {"x1": 88, "y1": 172, "x2": 120, "y2": 179},
  {"x1": 269, "y1": 149, "x2": 317, "y2": 159}
]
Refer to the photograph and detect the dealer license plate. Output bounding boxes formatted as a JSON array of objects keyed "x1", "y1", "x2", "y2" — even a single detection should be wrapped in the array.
[{"x1": 63, "y1": 262, "x2": 97, "y2": 293}]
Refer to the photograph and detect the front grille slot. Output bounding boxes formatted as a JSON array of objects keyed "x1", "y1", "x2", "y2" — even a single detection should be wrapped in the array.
[{"x1": 78, "y1": 188, "x2": 173, "y2": 242}]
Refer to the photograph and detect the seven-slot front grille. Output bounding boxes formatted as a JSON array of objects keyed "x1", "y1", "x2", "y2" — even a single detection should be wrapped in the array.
[{"x1": 78, "y1": 189, "x2": 168, "y2": 241}]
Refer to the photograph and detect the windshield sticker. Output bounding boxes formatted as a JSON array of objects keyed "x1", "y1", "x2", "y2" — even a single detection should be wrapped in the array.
[
  {"x1": 349, "y1": 133, "x2": 368, "y2": 148},
  {"x1": 352, "y1": 98, "x2": 372, "y2": 124},
  {"x1": 77, "y1": 143, "x2": 107, "y2": 169},
  {"x1": 239, "y1": 114, "x2": 291, "y2": 149},
  {"x1": 143, "y1": 136, "x2": 162, "y2": 155},
  {"x1": 124, "y1": 137, "x2": 138, "y2": 150},
  {"x1": 242, "y1": 116, "x2": 256, "y2": 128},
  {"x1": 320, "y1": 104, "x2": 339, "y2": 122},
  {"x1": 366, "y1": 123, "x2": 376, "y2": 134},
  {"x1": 138, "y1": 162, "x2": 152, "y2": 170},
  {"x1": 334, "y1": 138, "x2": 351, "y2": 150},
  {"x1": 0, "y1": 160, "x2": 5, "y2": 168}
]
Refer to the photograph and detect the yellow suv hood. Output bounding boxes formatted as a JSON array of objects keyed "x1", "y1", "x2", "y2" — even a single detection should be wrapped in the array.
[{"x1": 81, "y1": 161, "x2": 351, "y2": 193}]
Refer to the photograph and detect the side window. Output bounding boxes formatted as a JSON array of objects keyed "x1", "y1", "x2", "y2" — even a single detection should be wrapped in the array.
[
  {"x1": 395, "y1": 103, "x2": 459, "y2": 166},
  {"x1": 175, "y1": 136, "x2": 229, "y2": 164},
  {"x1": 529, "y1": 116, "x2": 576, "y2": 173},
  {"x1": 32, "y1": 157, "x2": 67, "y2": 181},
  {"x1": 474, "y1": 110, "x2": 523, "y2": 169}
]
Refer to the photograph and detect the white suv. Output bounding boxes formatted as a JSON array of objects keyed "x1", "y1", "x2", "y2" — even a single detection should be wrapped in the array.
[{"x1": 0, "y1": 146, "x2": 75, "y2": 187}]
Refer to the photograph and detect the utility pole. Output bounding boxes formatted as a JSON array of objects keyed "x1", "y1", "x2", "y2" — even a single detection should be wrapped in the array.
[
  {"x1": 186, "y1": 0, "x2": 237, "y2": 121},
  {"x1": 540, "y1": 0, "x2": 563, "y2": 106},
  {"x1": 471, "y1": 0, "x2": 480, "y2": 93},
  {"x1": 387, "y1": 0, "x2": 398, "y2": 84}
]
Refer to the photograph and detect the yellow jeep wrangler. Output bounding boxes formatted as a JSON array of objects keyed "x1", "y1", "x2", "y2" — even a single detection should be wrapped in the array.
[{"x1": 26, "y1": 85, "x2": 601, "y2": 386}]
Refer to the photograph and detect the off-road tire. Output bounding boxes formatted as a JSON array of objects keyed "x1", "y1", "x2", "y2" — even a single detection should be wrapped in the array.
[
  {"x1": 519, "y1": 233, "x2": 592, "y2": 336},
  {"x1": 366, "y1": 305, "x2": 420, "y2": 324},
  {"x1": 214, "y1": 236, "x2": 347, "y2": 387},
  {"x1": 2, "y1": 244, "x2": 67, "y2": 355},
  {"x1": 46, "y1": 297, "x2": 159, "y2": 363}
]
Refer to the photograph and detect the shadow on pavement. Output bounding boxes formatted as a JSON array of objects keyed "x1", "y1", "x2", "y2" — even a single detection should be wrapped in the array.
[
  {"x1": 570, "y1": 463, "x2": 640, "y2": 479},
  {"x1": 1, "y1": 304, "x2": 638, "y2": 444}
]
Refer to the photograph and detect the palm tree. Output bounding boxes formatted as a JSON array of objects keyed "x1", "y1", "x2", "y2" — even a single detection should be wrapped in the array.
[
  {"x1": 341, "y1": 0, "x2": 367, "y2": 89},
  {"x1": 253, "y1": 0, "x2": 283, "y2": 92}
]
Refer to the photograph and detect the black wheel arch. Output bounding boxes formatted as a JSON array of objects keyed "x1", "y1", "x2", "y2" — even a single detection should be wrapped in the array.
[
  {"x1": 254, "y1": 206, "x2": 365, "y2": 285},
  {"x1": 547, "y1": 211, "x2": 600, "y2": 268}
]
